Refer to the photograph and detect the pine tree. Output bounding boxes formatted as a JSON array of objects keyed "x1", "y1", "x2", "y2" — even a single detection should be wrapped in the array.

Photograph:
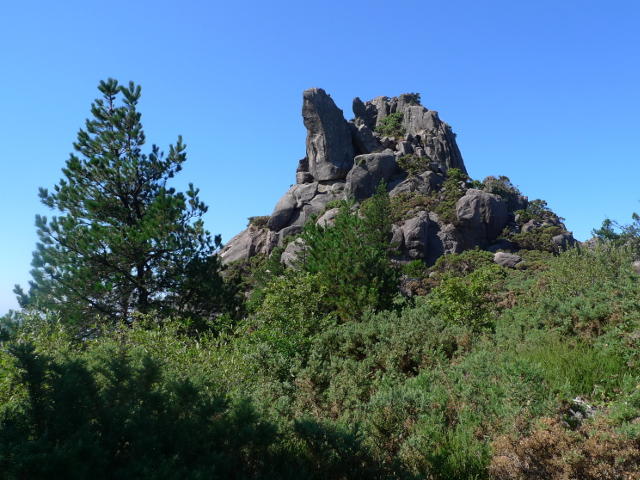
[
  {"x1": 15, "y1": 79, "x2": 234, "y2": 325},
  {"x1": 300, "y1": 183, "x2": 398, "y2": 321}
]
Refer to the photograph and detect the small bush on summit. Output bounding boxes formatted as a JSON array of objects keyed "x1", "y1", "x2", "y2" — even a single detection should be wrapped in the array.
[
  {"x1": 483, "y1": 175, "x2": 524, "y2": 211},
  {"x1": 514, "y1": 199, "x2": 562, "y2": 224}
]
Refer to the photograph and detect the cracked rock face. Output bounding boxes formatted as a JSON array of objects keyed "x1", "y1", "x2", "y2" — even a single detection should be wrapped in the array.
[
  {"x1": 456, "y1": 189, "x2": 509, "y2": 245},
  {"x1": 221, "y1": 89, "x2": 470, "y2": 265},
  {"x1": 221, "y1": 88, "x2": 572, "y2": 268},
  {"x1": 302, "y1": 88, "x2": 354, "y2": 182}
]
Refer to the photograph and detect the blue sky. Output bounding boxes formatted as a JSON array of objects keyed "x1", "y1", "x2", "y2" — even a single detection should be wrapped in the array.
[{"x1": 1, "y1": 0, "x2": 639, "y2": 314}]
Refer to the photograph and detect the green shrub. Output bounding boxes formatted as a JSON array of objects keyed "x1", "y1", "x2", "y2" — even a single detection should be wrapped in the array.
[
  {"x1": 375, "y1": 112, "x2": 405, "y2": 138},
  {"x1": 427, "y1": 265, "x2": 505, "y2": 331},
  {"x1": 251, "y1": 270, "x2": 330, "y2": 358},
  {"x1": 482, "y1": 175, "x2": 523, "y2": 211},
  {"x1": 390, "y1": 191, "x2": 434, "y2": 222},
  {"x1": 432, "y1": 168, "x2": 469, "y2": 224},
  {"x1": 514, "y1": 198, "x2": 562, "y2": 224},
  {"x1": 247, "y1": 215, "x2": 270, "y2": 228},
  {"x1": 300, "y1": 184, "x2": 398, "y2": 321},
  {"x1": 397, "y1": 154, "x2": 430, "y2": 176},
  {"x1": 510, "y1": 225, "x2": 564, "y2": 252},
  {"x1": 430, "y1": 249, "x2": 495, "y2": 279},
  {"x1": 402, "y1": 259, "x2": 429, "y2": 278},
  {"x1": 0, "y1": 343, "x2": 288, "y2": 479},
  {"x1": 516, "y1": 333, "x2": 629, "y2": 399}
]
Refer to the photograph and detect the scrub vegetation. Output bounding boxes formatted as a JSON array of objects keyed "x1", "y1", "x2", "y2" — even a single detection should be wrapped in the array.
[{"x1": 3, "y1": 80, "x2": 640, "y2": 479}]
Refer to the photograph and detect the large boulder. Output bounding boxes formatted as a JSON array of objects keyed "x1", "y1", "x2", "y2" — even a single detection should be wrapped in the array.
[
  {"x1": 267, "y1": 188, "x2": 297, "y2": 231},
  {"x1": 456, "y1": 189, "x2": 508, "y2": 244},
  {"x1": 345, "y1": 152, "x2": 398, "y2": 201},
  {"x1": 400, "y1": 211, "x2": 430, "y2": 259},
  {"x1": 494, "y1": 252, "x2": 522, "y2": 268},
  {"x1": 220, "y1": 226, "x2": 278, "y2": 264},
  {"x1": 303, "y1": 88, "x2": 354, "y2": 181},
  {"x1": 552, "y1": 232, "x2": 576, "y2": 251},
  {"x1": 267, "y1": 181, "x2": 344, "y2": 233},
  {"x1": 389, "y1": 171, "x2": 443, "y2": 197},
  {"x1": 316, "y1": 207, "x2": 340, "y2": 228},
  {"x1": 426, "y1": 213, "x2": 464, "y2": 264}
]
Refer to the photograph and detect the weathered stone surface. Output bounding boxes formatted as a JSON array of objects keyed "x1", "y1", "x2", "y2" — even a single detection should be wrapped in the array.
[
  {"x1": 401, "y1": 212, "x2": 430, "y2": 259},
  {"x1": 352, "y1": 96, "x2": 378, "y2": 130},
  {"x1": 423, "y1": 214, "x2": 464, "y2": 265},
  {"x1": 352, "y1": 94, "x2": 466, "y2": 174},
  {"x1": 345, "y1": 152, "x2": 398, "y2": 201},
  {"x1": 456, "y1": 189, "x2": 508, "y2": 242},
  {"x1": 389, "y1": 171, "x2": 443, "y2": 197},
  {"x1": 349, "y1": 120, "x2": 381, "y2": 154},
  {"x1": 278, "y1": 224, "x2": 303, "y2": 245},
  {"x1": 220, "y1": 226, "x2": 278, "y2": 264},
  {"x1": 552, "y1": 232, "x2": 576, "y2": 250},
  {"x1": 391, "y1": 224, "x2": 404, "y2": 249},
  {"x1": 267, "y1": 188, "x2": 297, "y2": 231},
  {"x1": 303, "y1": 88, "x2": 354, "y2": 181},
  {"x1": 316, "y1": 208, "x2": 340, "y2": 228},
  {"x1": 397, "y1": 141, "x2": 413, "y2": 155},
  {"x1": 494, "y1": 252, "x2": 522, "y2": 268},
  {"x1": 281, "y1": 238, "x2": 306, "y2": 268},
  {"x1": 632, "y1": 260, "x2": 640, "y2": 274},
  {"x1": 296, "y1": 157, "x2": 314, "y2": 184}
]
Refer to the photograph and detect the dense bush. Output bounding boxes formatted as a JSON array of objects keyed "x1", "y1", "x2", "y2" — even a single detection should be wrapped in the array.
[
  {"x1": 4, "y1": 240, "x2": 640, "y2": 478},
  {"x1": 300, "y1": 184, "x2": 398, "y2": 321},
  {"x1": 482, "y1": 175, "x2": 524, "y2": 211},
  {"x1": 432, "y1": 168, "x2": 470, "y2": 224},
  {"x1": 397, "y1": 154, "x2": 430, "y2": 176},
  {"x1": 375, "y1": 112, "x2": 405, "y2": 138}
]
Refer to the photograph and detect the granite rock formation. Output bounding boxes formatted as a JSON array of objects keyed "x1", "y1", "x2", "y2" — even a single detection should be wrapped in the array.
[{"x1": 220, "y1": 88, "x2": 574, "y2": 266}]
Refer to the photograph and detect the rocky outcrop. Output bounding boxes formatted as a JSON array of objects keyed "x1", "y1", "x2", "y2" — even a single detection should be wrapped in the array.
[
  {"x1": 267, "y1": 181, "x2": 345, "y2": 233},
  {"x1": 552, "y1": 232, "x2": 576, "y2": 251},
  {"x1": 456, "y1": 189, "x2": 508, "y2": 246},
  {"x1": 392, "y1": 212, "x2": 430, "y2": 259},
  {"x1": 220, "y1": 87, "x2": 574, "y2": 269},
  {"x1": 494, "y1": 252, "x2": 522, "y2": 268},
  {"x1": 388, "y1": 171, "x2": 443, "y2": 197},
  {"x1": 302, "y1": 88, "x2": 354, "y2": 182},
  {"x1": 351, "y1": 94, "x2": 466, "y2": 173},
  {"x1": 220, "y1": 225, "x2": 278, "y2": 264},
  {"x1": 345, "y1": 152, "x2": 398, "y2": 201}
]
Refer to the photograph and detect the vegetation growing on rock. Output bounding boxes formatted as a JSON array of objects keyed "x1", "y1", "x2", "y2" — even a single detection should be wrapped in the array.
[{"x1": 5, "y1": 81, "x2": 639, "y2": 479}]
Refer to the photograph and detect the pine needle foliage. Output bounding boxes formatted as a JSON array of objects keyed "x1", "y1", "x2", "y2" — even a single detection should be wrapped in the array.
[
  {"x1": 15, "y1": 79, "x2": 231, "y2": 325},
  {"x1": 300, "y1": 183, "x2": 398, "y2": 321}
]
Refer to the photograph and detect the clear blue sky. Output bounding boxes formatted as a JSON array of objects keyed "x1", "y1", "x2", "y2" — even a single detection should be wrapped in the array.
[{"x1": 1, "y1": 0, "x2": 639, "y2": 314}]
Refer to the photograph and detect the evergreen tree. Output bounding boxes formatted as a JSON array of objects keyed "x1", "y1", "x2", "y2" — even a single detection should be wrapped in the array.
[
  {"x1": 15, "y1": 79, "x2": 234, "y2": 325},
  {"x1": 301, "y1": 183, "x2": 398, "y2": 321}
]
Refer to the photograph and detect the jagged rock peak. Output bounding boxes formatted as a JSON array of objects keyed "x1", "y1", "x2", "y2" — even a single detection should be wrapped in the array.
[
  {"x1": 302, "y1": 88, "x2": 354, "y2": 182},
  {"x1": 221, "y1": 88, "x2": 487, "y2": 265},
  {"x1": 351, "y1": 93, "x2": 466, "y2": 174}
]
